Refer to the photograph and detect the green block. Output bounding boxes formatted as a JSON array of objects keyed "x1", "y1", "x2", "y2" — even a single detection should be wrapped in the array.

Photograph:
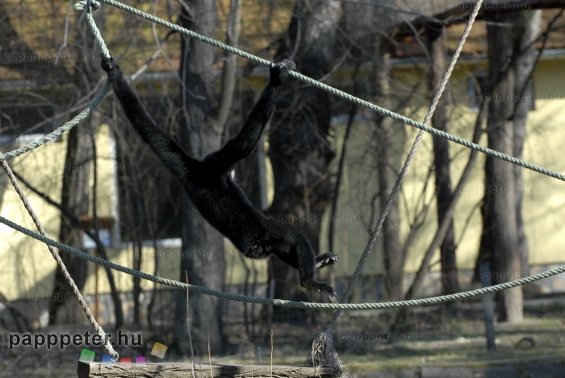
[{"x1": 79, "y1": 348, "x2": 96, "y2": 362}]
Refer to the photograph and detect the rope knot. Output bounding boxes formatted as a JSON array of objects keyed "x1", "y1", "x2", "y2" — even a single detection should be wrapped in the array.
[{"x1": 74, "y1": 0, "x2": 101, "y2": 13}]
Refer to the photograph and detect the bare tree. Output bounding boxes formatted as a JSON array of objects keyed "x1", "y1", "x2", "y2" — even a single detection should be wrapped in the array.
[
  {"x1": 0, "y1": 2, "x2": 67, "y2": 81},
  {"x1": 173, "y1": 0, "x2": 224, "y2": 355},
  {"x1": 480, "y1": 9, "x2": 540, "y2": 323}
]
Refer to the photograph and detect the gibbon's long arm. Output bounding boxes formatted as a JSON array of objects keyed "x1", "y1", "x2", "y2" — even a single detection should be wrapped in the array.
[
  {"x1": 201, "y1": 61, "x2": 295, "y2": 176},
  {"x1": 101, "y1": 57, "x2": 197, "y2": 181}
]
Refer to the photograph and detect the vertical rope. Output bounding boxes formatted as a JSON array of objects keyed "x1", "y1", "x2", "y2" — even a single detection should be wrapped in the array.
[{"x1": 312, "y1": 0, "x2": 484, "y2": 368}]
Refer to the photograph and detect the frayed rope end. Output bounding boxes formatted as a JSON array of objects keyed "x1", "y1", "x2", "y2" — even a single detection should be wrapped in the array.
[{"x1": 311, "y1": 332, "x2": 343, "y2": 371}]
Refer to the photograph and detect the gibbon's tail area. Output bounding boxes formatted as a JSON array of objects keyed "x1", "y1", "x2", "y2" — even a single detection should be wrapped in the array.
[{"x1": 101, "y1": 56, "x2": 338, "y2": 299}]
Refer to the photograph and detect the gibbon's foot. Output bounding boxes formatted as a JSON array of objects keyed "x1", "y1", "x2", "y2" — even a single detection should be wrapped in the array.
[
  {"x1": 315, "y1": 253, "x2": 339, "y2": 270},
  {"x1": 270, "y1": 59, "x2": 296, "y2": 85},
  {"x1": 302, "y1": 279, "x2": 336, "y2": 302}
]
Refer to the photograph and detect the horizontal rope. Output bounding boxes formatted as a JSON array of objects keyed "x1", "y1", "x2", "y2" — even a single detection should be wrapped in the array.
[
  {"x1": 2, "y1": 214, "x2": 564, "y2": 310},
  {"x1": 97, "y1": 0, "x2": 565, "y2": 183}
]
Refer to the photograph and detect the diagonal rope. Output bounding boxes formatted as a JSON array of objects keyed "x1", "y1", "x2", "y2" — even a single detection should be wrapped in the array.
[
  {"x1": 311, "y1": 0, "x2": 484, "y2": 368},
  {"x1": 1, "y1": 213, "x2": 564, "y2": 310},
  {"x1": 89, "y1": 0, "x2": 565, "y2": 183},
  {"x1": 330, "y1": 0, "x2": 484, "y2": 325},
  {"x1": 0, "y1": 164, "x2": 118, "y2": 362},
  {"x1": 0, "y1": 80, "x2": 111, "y2": 161}
]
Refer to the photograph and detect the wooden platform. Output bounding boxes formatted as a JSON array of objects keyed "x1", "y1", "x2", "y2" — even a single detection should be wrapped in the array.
[{"x1": 77, "y1": 361, "x2": 342, "y2": 377}]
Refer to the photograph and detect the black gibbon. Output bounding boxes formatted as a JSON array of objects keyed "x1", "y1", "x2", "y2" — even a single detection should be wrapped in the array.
[{"x1": 101, "y1": 56, "x2": 337, "y2": 299}]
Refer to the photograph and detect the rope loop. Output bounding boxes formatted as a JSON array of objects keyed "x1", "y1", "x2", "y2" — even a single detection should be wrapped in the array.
[
  {"x1": 74, "y1": 0, "x2": 101, "y2": 13},
  {"x1": 109, "y1": 351, "x2": 120, "y2": 362}
]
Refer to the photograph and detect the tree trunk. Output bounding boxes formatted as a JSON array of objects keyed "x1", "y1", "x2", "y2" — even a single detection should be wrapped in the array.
[
  {"x1": 512, "y1": 10, "x2": 540, "y2": 278},
  {"x1": 482, "y1": 11, "x2": 522, "y2": 323},
  {"x1": 374, "y1": 41, "x2": 404, "y2": 301},
  {"x1": 268, "y1": 0, "x2": 339, "y2": 309},
  {"x1": 427, "y1": 25, "x2": 459, "y2": 297},
  {"x1": 328, "y1": 90, "x2": 358, "y2": 254},
  {"x1": 174, "y1": 0, "x2": 225, "y2": 355}
]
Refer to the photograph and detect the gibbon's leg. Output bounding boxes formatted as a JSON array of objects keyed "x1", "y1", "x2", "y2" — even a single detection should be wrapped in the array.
[
  {"x1": 101, "y1": 56, "x2": 197, "y2": 181},
  {"x1": 265, "y1": 229, "x2": 336, "y2": 299},
  {"x1": 314, "y1": 253, "x2": 339, "y2": 270},
  {"x1": 293, "y1": 234, "x2": 337, "y2": 300},
  {"x1": 201, "y1": 59, "x2": 296, "y2": 176}
]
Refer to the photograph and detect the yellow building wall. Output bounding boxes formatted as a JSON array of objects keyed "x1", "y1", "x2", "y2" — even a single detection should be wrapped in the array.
[
  {"x1": 0, "y1": 132, "x2": 65, "y2": 301},
  {"x1": 326, "y1": 58, "x2": 565, "y2": 277},
  {"x1": 0, "y1": 122, "x2": 267, "y2": 300}
]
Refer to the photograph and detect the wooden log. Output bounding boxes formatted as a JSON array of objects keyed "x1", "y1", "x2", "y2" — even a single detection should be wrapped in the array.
[{"x1": 77, "y1": 361, "x2": 342, "y2": 378}]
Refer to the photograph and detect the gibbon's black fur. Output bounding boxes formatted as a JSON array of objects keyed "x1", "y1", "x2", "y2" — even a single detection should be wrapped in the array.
[{"x1": 101, "y1": 56, "x2": 338, "y2": 299}]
